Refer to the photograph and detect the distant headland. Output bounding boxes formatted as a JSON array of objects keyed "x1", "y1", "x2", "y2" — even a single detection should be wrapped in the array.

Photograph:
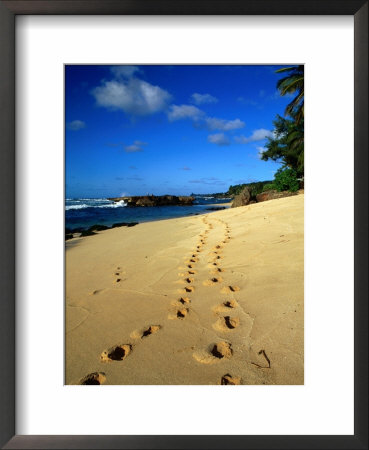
[{"x1": 107, "y1": 194, "x2": 194, "y2": 207}]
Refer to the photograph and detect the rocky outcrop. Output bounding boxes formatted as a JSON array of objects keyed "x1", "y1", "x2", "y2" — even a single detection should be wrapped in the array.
[
  {"x1": 66, "y1": 222, "x2": 139, "y2": 240},
  {"x1": 231, "y1": 187, "x2": 251, "y2": 208},
  {"x1": 256, "y1": 190, "x2": 297, "y2": 203},
  {"x1": 108, "y1": 195, "x2": 194, "y2": 207}
]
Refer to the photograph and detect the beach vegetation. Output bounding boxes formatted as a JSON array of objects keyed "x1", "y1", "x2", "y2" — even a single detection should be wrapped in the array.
[
  {"x1": 262, "y1": 183, "x2": 275, "y2": 192},
  {"x1": 260, "y1": 65, "x2": 304, "y2": 179},
  {"x1": 275, "y1": 65, "x2": 304, "y2": 124},
  {"x1": 261, "y1": 114, "x2": 304, "y2": 176},
  {"x1": 227, "y1": 181, "x2": 273, "y2": 199},
  {"x1": 272, "y1": 167, "x2": 300, "y2": 192}
]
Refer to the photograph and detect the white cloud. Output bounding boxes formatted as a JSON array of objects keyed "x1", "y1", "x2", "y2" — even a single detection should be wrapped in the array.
[
  {"x1": 256, "y1": 146, "x2": 266, "y2": 159},
  {"x1": 190, "y1": 93, "x2": 218, "y2": 105},
  {"x1": 110, "y1": 65, "x2": 141, "y2": 79},
  {"x1": 124, "y1": 141, "x2": 147, "y2": 153},
  {"x1": 205, "y1": 117, "x2": 245, "y2": 131},
  {"x1": 92, "y1": 78, "x2": 172, "y2": 116},
  {"x1": 66, "y1": 120, "x2": 85, "y2": 131},
  {"x1": 207, "y1": 133, "x2": 230, "y2": 146},
  {"x1": 167, "y1": 104, "x2": 204, "y2": 121},
  {"x1": 234, "y1": 128, "x2": 273, "y2": 144}
]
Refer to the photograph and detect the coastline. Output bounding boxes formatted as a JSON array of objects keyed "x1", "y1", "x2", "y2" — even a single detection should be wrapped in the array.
[
  {"x1": 65, "y1": 199, "x2": 232, "y2": 235},
  {"x1": 66, "y1": 194, "x2": 304, "y2": 385}
]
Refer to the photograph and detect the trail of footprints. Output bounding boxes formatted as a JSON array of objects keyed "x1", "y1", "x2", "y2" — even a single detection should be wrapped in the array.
[
  {"x1": 79, "y1": 323, "x2": 162, "y2": 384},
  {"x1": 169, "y1": 216, "x2": 243, "y2": 384},
  {"x1": 80, "y1": 215, "x2": 258, "y2": 385}
]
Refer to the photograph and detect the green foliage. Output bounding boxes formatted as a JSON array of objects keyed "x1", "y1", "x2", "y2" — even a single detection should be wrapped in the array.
[
  {"x1": 227, "y1": 181, "x2": 273, "y2": 199},
  {"x1": 262, "y1": 183, "x2": 275, "y2": 192},
  {"x1": 261, "y1": 114, "x2": 304, "y2": 176},
  {"x1": 273, "y1": 168, "x2": 299, "y2": 192},
  {"x1": 276, "y1": 65, "x2": 304, "y2": 123},
  {"x1": 227, "y1": 184, "x2": 247, "y2": 197}
]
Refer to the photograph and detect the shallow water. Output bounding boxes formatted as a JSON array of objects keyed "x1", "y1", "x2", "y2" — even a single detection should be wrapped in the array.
[{"x1": 65, "y1": 197, "x2": 231, "y2": 230}]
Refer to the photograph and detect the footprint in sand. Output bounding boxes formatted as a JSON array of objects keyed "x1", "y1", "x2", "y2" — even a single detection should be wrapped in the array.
[
  {"x1": 114, "y1": 267, "x2": 125, "y2": 284},
  {"x1": 213, "y1": 299, "x2": 238, "y2": 314},
  {"x1": 213, "y1": 315, "x2": 240, "y2": 332},
  {"x1": 176, "y1": 308, "x2": 189, "y2": 319},
  {"x1": 203, "y1": 277, "x2": 223, "y2": 286},
  {"x1": 80, "y1": 372, "x2": 106, "y2": 385},
  {"x1": 188, "y1": 270, "x2": 196, "y2": 275},
  {"x1": 182, "y1": 286, "x2": 194, "y2": 293},
  {"x1": 221, "y1": 374, "x2": 241, "y2": 385},
  {"x1": 193, "y1": 341, "x2": 233, "y2": 364},
  {"x1": 90, "y1": 289, "x2": 104, "y2": 295},
  {"x1": 168, "y1": 303, "x2": 190, "y2": 319},
  {"x1": 223, "y1": 299, "x2": 238, "y2": 308},
  {"x1": 101, "y1": 344, "x2": 132, "y2": 362},
  {"x1": 184, "y1": 277, "x2": 194, "y2": 284},
  {"x1": 141, "y1": 325, "x2": 161, "y2": 338},
  {"x1": 130, "y1": 325, "x2": 162, "y2": 340},
  {"x1": 221, "y1": 285, "x2": 240, "y2": 294}
]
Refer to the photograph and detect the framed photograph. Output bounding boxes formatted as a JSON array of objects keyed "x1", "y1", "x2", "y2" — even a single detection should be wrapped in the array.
[{"x1": 0, "y1": 1, "x2": 367, "y2": 449}]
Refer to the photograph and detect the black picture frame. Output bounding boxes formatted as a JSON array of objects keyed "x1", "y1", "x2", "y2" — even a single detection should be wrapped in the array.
[{"x1": 0, "y1": 1, "x2": 367, "y2": 449}]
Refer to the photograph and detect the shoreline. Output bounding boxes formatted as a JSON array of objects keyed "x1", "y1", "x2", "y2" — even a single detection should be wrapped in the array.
[
  {"x1": 66, "y1": 194, "x2": 304, "y2": 385},
  {"x1": 65, "y1": 202, "x2": 232, "y2": 240}
]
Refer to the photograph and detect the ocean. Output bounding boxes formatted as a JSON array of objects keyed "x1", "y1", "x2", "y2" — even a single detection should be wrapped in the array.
[{"x1": 65, "y1": 196, "x2": 231, "y2": 231}]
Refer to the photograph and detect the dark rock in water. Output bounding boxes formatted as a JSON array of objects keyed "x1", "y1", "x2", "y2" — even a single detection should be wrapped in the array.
[
  {"x1": 107, "y1": 194, "x2": 194, "y2": 207},
  {"x1": 256, "y1": 190, "x2": 297, "y2": 203},
  {"x1": 65, "y1": 233, "x2": 74, "y2": 240},
  {"x1": 111, "y1": 222, "x2": 139, "y2": 228},
  {"x1": 80, "y1": 229, "x2": 97, "y2": 237},
  {"x1": 231, "y1": 187, "x2": 251, "y2": 208},
  {"x1": 206, "y1": 206, "x2": 226, "y2": 211},
  {"x1": 65, "y1": 227, "x2": 73, "y2": 234},
  {"x1": 89, "y1": 224, "x2": 110, "y2": 232},
  {"x1": 70, "y1": 226, "x2": 84, "y2": 233}
]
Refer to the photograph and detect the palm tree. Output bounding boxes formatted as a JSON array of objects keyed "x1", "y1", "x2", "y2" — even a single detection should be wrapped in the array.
[
  {"x1": 276, "y1": 65, "x2": 304, "y2": 123},
  {"x1": 261, "y1": 113, "x2": 304, "y2": 176}
]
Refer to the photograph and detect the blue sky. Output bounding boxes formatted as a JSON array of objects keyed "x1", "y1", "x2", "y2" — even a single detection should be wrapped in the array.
[{"x1": 65, "y1": 65, "x2": 291, "y2": 198}]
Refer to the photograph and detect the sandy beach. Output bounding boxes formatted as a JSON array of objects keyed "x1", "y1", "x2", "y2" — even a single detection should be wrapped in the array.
[{"x1": 66, "y1": 194, "x2": 304, "y2": 385}]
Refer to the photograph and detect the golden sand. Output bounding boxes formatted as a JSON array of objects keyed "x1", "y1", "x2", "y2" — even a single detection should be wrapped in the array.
[{"x1": 66, "y1": 194, "x2": 304, "y2": 385}]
